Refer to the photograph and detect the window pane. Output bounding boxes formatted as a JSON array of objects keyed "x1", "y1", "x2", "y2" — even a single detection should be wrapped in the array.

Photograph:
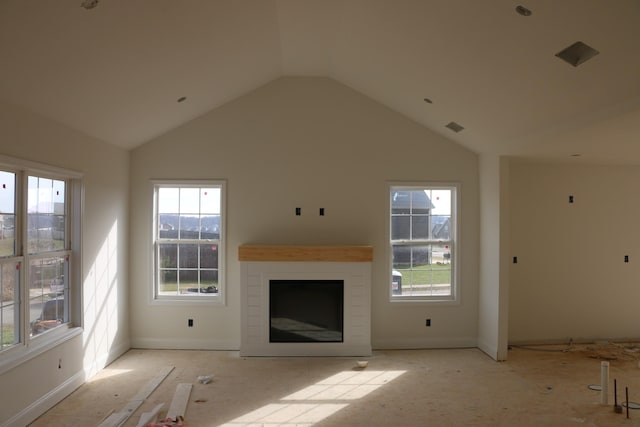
[
  {"x1": 411, "y1": 215, "x2": 429, "y2": 240},
  {"x1": 28, "y1": 176, "x2": 66, "y2": 254},
  {"x1": 200, "y1": 188, "x2": 220, "y2": 214},
  {"x1": 0, "y1": 172, "x2": 17, "y2": 257},
  {"x1": 178, "y1": 244, "x2": 198, "y2": 268},
  {"x1": 200, "y1": 270, "x2": 218, "y2": 289},
  {"x1": 0, "y1": 171, "x2": 15, "y2": 213},
  {"x1": 29, "y1": 255, "x2": 68, "y2": 337},
  {"x1": 391, "y1": 216, "x2": 409, "y2": 240},
  {"x1": 1, "y1": 261, "x2": 20, "y2": 350},
  {"x1": 179, "y1": 215, "x2": 199, "y2": 239},
  {"x1": 159, "y1": 269, "x2": 177, "y2": 294},
  {"x1": 159, "y1": 244, "x2": 177, "y2": 268},
  {"x1": 158, "y1": 187, "x2": 179, "y2": 213},
  {"x1": 432, "y1": 215, "x2": 451, "y2": 240},
  {"x1": 392, "y1": 244, "x2": 451, "y2": 297},
  {"x1": 200, "y1": 215, "x2": 220, "y2": 239},
  {"x1": 0, "y1": 214, "x2": 16, "y2": 257},
  {"x1": 391, "y1": 190, "x2": 411, "y2": 214},
  {"x1": 429, "y1": 189, "x2": 451, "y2": 215},
  {"x1": 158, "y1": 217, "x2": 178, "y2": 239},
  {"x1": 179, "y1": 270, "x2": 198, "y2": 291},
  {"x1": 200, "y1": 244, "x2": 218, "y2": 269},
  {"x1": 53, "y1": 180, "x2": 65, "y2": 213},
  {"x1": 179, "y1": 188, "x2": 200, "y2": 214}
]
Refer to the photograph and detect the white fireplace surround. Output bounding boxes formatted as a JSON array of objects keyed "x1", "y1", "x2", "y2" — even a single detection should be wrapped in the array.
[{"x1": 240, "y1": 246, "x2": 372, "y2": 357}]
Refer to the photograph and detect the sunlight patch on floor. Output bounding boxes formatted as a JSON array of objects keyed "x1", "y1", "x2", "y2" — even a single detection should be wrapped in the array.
[
  {"x1": 218, "y1": 370, "x2": 405, "y2": 426},
  {"x1": 87, "y1": 368, "x2": 132, "y2": 382}
]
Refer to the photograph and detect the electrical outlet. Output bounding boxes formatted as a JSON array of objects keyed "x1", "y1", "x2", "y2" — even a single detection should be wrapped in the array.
[
  {"x1": 188, "y1": 318, "x2": 194, "y2": 327},
  {"x1": 426, "y1": 318, "x2": 431, "y2": 327}
]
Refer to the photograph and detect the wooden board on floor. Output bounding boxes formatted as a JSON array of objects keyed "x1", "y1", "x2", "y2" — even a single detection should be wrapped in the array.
[
  {"x1": 165, "y1": 383, "x2": 193, "y2": 420},
  {"x1": 98, "y1": 366, "x2": 174, "y2": 427}
]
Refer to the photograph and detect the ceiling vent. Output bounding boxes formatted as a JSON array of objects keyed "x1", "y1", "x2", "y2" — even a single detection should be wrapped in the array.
[
  {"x1": 445, "y1": 121, "x2": 465, "y2": 133},
  {"x1": 555, "y1": 41, "x2": 599, "y2": 67}
]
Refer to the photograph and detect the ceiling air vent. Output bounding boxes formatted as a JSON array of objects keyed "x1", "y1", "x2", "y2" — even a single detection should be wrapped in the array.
[
  {"x1": 445, "y1": 121, "x2": 465, "y2": 133},
  {"x1": 555, "y1": 41, "x2": 599, "y2": 67}
]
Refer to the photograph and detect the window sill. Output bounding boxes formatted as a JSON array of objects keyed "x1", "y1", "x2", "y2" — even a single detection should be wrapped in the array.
[
  {"x1": 0, "y1": 326, "x2": 83, "y2": 376},
  {"x1": 389, "y1": 297, "x2": 460, "y2": 305},
  {"x1": 150, "y1": 296, "x2": 225, "y2": 306}
]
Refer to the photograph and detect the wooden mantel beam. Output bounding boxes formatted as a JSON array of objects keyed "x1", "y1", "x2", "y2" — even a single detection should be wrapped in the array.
[{"x1": 238, "y1": 245, "x2": 373, "y2": 262}]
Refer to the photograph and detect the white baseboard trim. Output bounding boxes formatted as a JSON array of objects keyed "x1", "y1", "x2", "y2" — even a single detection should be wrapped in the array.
[
  {"x1": 477, "y1": 340, "x2": 499, "y2": 361},
  {"x1": 131, "y1": 337, "x2": 240, "y2": 350},
  {"x1": 372, "y1": 336, "x2": 477, "y2": 350},
  {"x1": 2, "y1": 370, "x2": 85, "y2": 427}
]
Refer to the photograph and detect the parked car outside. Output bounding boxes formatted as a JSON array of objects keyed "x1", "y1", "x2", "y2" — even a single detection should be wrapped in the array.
[
  {"x1": 49, "y1": 275, "x2": 64, "y2": 293},
  {"x1": 31, "y1": 298, "x2": 65, "y2": 335}
]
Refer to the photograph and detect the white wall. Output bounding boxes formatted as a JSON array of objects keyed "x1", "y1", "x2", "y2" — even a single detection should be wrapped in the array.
[
  {"x1": 478, "y1": 155, "x2": 509, "y2": 360},
  {"x1": 0, "y1": 101, "x2": 130, "y2": 426},
  {"x1": 129, "y1": 77, "x2": 480, "y2": 350},
  {"x1": 509, "y1": 159, "x2": 640, "y2": 343}
]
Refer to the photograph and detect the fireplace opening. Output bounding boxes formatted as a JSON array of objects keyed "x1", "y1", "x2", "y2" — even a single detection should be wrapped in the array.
[{"x1": 269, "y1": 279, "x2": 344, "y2": 343}]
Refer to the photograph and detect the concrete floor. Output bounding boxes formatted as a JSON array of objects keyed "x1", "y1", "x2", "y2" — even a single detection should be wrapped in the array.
[{"x1": 30, "y1": 343, "x2": 640, "y2": 426}]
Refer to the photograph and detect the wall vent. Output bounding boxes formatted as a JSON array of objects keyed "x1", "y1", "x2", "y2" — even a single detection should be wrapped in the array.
[
  {"x1": 555, "y1": 41, "x2": 599, "y2": 67},
  {"x1": 445, "y1": 121, "x2": 465, "y2": 133}
]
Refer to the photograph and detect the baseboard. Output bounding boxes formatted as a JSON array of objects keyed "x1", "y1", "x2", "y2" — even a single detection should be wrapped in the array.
[
  {"x1": 477, "y1": 339, "x2": 499, "y2": 361},
  {"x1": 131, "y1": 337, "x2": 240, "y2": 350},
  {"x1": 508, "y1": 336, "x2": 640, "y2": 347},
  {"x1": 1, "y1": 370, "x2": 85, "y2": 427},
  {"x1": 372, "y1": 336, "x2": 477, "y2": 350}
]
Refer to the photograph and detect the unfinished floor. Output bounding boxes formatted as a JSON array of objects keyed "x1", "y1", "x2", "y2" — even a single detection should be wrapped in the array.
[{"x1": 29, "y1": 343, "x2": 640, "y2": 426}]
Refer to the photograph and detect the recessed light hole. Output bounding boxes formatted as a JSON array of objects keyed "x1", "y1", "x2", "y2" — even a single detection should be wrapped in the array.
[{"x1": 515, "y1": 5, "x2": 532, "y2": 16}]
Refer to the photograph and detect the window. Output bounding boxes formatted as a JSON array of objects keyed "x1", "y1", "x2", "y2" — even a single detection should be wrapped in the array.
[
  {"x1": 153, "y1": 181, "x2": 224, "y2": 302},
  {"x1": 1, "y1": 157, "x2": 80, "y2": 358},
  {"x1": 390, "y1": 184, "x2": 457, "y2": 301}
]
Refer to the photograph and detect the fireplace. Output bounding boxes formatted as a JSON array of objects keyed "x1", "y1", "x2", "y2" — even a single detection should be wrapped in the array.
[
  {"x1": 269, "y1": 279, "x2": 344, "y2": 343},
  {"x1": 239, "y1": 245, "x2": 372, "y2": 357}
]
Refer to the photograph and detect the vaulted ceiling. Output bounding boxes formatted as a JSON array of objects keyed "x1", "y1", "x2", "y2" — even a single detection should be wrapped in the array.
[{"x1": 1, "y1": 0, "x2": 639, "y2": 164}]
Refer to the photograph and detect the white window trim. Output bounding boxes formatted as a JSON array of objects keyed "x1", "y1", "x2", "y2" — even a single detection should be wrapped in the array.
[
  {"x1": 388, "y1": 182, "x2": 460, "y2": 304},
  {"x1": 150, "y1": 179, "x2": 226, "y2": 306},
  {"x1": 0, "y1": 154, "x2": 83, "y2": 372}
]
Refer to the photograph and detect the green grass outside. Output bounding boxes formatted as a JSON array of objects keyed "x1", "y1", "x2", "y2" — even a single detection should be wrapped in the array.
[
  {"x1": 1, "y1": 325, "x2": 16, "y2": 348},
  {"x1": 159, "y1": 281, "x2": 218, "y2": 293},
  {"x1": 396, "y1": 264, "x2": 451, "y2": 285}
]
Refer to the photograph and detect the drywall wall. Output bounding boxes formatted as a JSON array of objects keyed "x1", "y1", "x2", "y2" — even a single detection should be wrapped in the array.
[
  {"x1": 0, "y1": 101, "x2": 130, "y2": 426},
  {"x1": 509, "y1": 159, "x2": 640, "y2": 343},
  {"x1": 478, "y1": 155, "x2": 509, "y2": 360},
  {"x1": 129, "y1": 76, "x2": 479, "y2": 350}
]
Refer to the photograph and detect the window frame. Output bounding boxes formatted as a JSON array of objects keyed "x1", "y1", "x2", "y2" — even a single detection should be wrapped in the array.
[
  {"x1": 0, "y1": 154, "x2": 82, "y2": 372},
  {"x1": 388, "y1": 182, "x2": 459, "y2": 303},
  {"x1": 151, "y1": 180, "x2": 226, "y2": 305}
]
